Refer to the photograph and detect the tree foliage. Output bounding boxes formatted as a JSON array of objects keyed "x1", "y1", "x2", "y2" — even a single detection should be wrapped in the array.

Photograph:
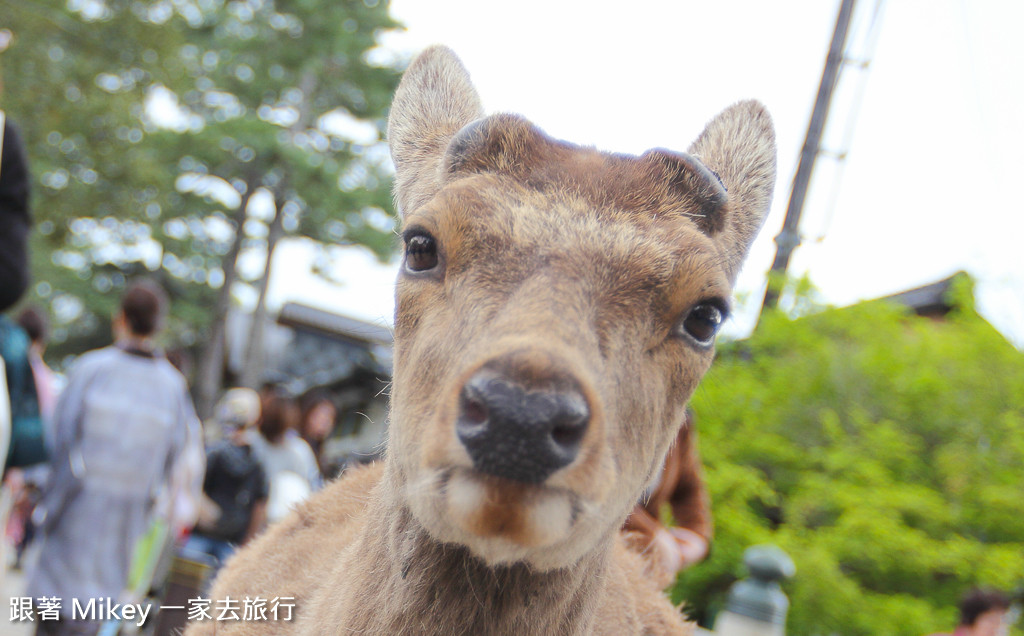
[
  {"x1": 0, "y1": 0, "x2": 401, "y2": 370},
  {"x1": 674, "y1": 275, "x2": 1024, "y2": 634}
]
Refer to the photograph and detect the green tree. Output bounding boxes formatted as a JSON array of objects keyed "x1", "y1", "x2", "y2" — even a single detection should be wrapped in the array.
[
  {"x1": 2, "y1": 0, "x2": 200, "y2": 357},
  {"x1": 1, "y1": 0, "x2": 402, "y2": 413},
  {"x1": 674, "y1": 275, "x2": 1024, "y2": 635},
  {"x1": 149, "y1": 0, "x2": 402, "y2": 413}
]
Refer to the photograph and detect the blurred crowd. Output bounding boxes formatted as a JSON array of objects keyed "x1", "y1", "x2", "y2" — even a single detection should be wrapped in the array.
[
  {"x1": 1, "y1": 106, "x2": 351, "y2": 633},
  {"x1": 0, "y1": 273, "x2": 351, "y2": 635}
]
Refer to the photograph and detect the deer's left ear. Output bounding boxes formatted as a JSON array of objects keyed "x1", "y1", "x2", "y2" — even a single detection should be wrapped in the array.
[{"x1": 686, "y1": 100, "x2": 776, "y2": 284}]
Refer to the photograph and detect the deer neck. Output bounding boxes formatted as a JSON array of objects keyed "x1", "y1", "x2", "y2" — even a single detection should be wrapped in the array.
[{"x1": 348, "y1": 476, "x2": 611, "y2": 635}]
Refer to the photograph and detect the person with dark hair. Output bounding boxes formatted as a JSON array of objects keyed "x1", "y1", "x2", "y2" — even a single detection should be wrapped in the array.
[
  {"x1": 25, "y1": 280, "x2": 201, "y2": 636},
  {"x1": 15, "y1": 304, "x2": 45, "y2": 342},
  {"x1": 247, "y1": 386, "x2": 319, "y2": 525},
  {"x1": 0, "y1": 109, "x2": 32, "y2": 313},
  {"x1": 11, "y1": 311, "x2": 47, "y2": 390},
  {"x1": 15, "y1": 306, "x2": 57, "y2": 423},
  {"x1": 116, "y1": 278, "x2": 168, "y2": 338},
  {"x1": 957, "y1": 589, "x2": 1012, "y2": 636},
  {"x1": 298, "y1": 390, "x2": 338, "y2": 476},
  {"x1": 930, "y1": 588, "x2": 1013, "y2": 636}
]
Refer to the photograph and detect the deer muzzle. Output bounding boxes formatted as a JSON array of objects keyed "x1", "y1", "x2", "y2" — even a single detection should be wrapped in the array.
[{"x1": 456, "y1": 366, "x2": 590, "y2": 484}]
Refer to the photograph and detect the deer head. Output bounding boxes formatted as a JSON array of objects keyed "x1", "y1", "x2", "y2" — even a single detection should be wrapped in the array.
[{"x1": 385, "y1": 46, "x2": 775, "y2": 572}]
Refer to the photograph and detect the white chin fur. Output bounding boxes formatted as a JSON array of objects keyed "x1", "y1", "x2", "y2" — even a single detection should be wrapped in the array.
[{"x1": 409, "y1": 469, "x2": 580, "y2": 569}]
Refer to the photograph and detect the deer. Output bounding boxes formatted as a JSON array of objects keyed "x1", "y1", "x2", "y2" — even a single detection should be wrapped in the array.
[{"x1": 185, "y1": 45, "x2": 775, "y2": 635}]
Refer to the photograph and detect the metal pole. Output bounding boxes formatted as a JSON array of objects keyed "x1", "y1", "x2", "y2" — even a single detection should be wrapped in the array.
[{"x1": 759, "y1": 0, "x2": 858, "y2": 317}]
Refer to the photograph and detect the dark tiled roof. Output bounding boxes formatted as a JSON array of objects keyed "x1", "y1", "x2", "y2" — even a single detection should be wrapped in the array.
[
  {"x1": 880, "y1": 273, "x2": 963, "y2": 317},
  {"x1": 277, "y1": 302, "x2": 393, "y2": 346},
  {"x1": 271, "y1": 303, "x2": 393, "y2": 396}
]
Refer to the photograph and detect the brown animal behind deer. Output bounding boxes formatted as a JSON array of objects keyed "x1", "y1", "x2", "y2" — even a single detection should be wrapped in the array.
[{"x1": 186, "y1": 46, "x2": 775, "y2": 635}]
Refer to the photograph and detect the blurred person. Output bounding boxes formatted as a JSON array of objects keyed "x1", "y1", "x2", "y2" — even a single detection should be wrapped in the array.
[
  {"x1": 0, "y1": 106, "x2": 32, "y2": 313},
  {"x1": 183, "y1": 387, "x2": 267, "y2": 572},
  {"x1": 248, "y1": 386, "x2": 320, "y2": 525},
  {"x1": 297, "y1": 390, "x2": 338, "y2": 477},
  {"x1": 621, "y1": 409, "x2": 712, "y2": 588},
  {"x1": 0, "y1": 314, "x2": 45, "y2": 471},
  {"x1": 25, "y1": 279, "x2": 199, "y2": 636},
  {"x1": 257, "y1": 376, "x2": 287, "y2": 403},
  {"x1": 0, "y1": 355, "x2": 8, "y2": 477},
  {"x1": 1, "y1": 311, "x2": 46, "y2": 571},
  {"x1": 1, "y1": 103, "x2": 40, "y2": 468},
  {"x1": 6, "y1": 307, "x2": 58, "y2": 567},
  {"x1": 157, "y1": 346, "x2": 205, "y2": 547},
  {"x1": 16, "y1": 306, "x2": 58, "y2": 426},
  {"x1": 929, "y1": 588, "x2": 1013, "y2": 636},
  {"x1": 0, "y1": 102, "x2": 38, "y2": 571}
]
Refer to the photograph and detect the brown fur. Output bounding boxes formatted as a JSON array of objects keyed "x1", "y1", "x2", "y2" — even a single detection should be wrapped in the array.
[{"x1": 186, "y1": 46, "x2": 775, "y2": 635}]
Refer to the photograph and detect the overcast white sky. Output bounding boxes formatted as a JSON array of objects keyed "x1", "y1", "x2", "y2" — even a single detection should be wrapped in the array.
[{"x1": 269, "y1": 0, "x2": 1024, "y2": 348}]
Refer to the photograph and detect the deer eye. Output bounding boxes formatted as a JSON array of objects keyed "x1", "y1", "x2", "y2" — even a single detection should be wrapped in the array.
[
  {"x1": 677, "y1": 302, "x2": 726, "y2": 346},
  {"x1": 404, "y1": 231, "x2": 439, "y2": 272}
]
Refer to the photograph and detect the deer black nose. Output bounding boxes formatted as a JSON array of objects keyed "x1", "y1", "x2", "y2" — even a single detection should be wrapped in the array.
[{"x1": 456, "y1": 369, "x2": 590, "y2": 484}]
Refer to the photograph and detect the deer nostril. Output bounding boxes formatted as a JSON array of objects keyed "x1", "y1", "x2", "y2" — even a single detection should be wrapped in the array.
[
  {"x1": 551, "y1": 422, "x2": 583, "y2": 448},
  {"x1": 550, "y1": 397, "x2": 589, "y2": 450},
  {"x1": 460, "y1": 391, "x2": 489, "y2": 427},
  {"x1": 548, "y1": 393, "x2": 588, "y2": 447}
]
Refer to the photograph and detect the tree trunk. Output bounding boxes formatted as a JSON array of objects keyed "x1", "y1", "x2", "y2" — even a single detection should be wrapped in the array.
[
  {"x1": 194, "y1": 183, "x2": 257, "y2": 419},
  {"x1": 240, "y1": 193, "x2": 285, "y2": 389},
  {"x1": 235, "y1": 74, "x2": 316, "y2": 391}
]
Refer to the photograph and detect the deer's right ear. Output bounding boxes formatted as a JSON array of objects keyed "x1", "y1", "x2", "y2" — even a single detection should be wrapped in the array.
[{"x1": 388, "y1": 46, "x2": 485, "y2": 218}]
